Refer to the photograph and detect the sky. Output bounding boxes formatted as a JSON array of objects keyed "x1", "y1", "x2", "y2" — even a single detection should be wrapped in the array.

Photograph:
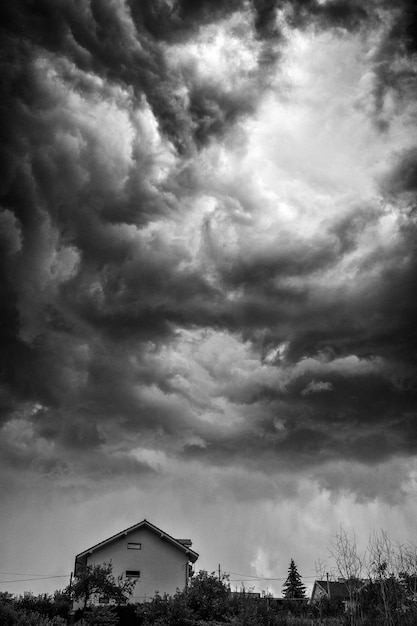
[{"x1": 1, "y1": 0, "x2": 417, "y2": 599}]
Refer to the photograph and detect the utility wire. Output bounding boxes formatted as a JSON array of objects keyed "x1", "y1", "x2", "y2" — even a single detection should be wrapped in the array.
[
  {"x1": 0, "y1": 572, "x2": 68, "y2": 577},
  {"x1": 229, "y1": 579, "x2": 284, "y2": 583},
  {"x1": 0, "y1": 575, "x2": 70, "y2": 584},
  {"x1": 227, "y1": 571, "x2": 318, "y2": 581}
]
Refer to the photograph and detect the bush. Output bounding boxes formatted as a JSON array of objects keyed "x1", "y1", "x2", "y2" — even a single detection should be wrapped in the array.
[
  {"x1": 186, "y1": 571, "x2": 231, "y2": 622},
  {"x1": 83, "y1": 605, "x2": 119, "y2": 625},
  {"x1": 0, "y1": 592, "x2": 68, "y2": 626}
]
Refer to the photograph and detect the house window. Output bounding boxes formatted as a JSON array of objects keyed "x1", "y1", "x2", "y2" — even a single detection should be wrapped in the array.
[
  {"x1": 126, "y1": 570, "x2": 140, "y2": 578},
  {"x1": 127, "y1": 542, "x2": 141, "y2": 550}
]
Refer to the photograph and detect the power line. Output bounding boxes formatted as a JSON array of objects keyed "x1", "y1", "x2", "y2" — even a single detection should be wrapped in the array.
[
  {"x1": 227, "y1": 571, "x2": 318, "y2": 581},
  {"x1": 227, "y1": 572, "x2": 267, "y2": 579},
  {"x1": 229, "y1": 578, "x2": 285, "y2": 583},
  {"x1": 0, "y1": 575, "x2": 70, "y2": 584},
  {"x1": 0, "y1": 572, "x2": 68, "y2": 577}
]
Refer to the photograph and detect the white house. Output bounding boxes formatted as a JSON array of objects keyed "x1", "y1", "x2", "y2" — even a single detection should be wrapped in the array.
[{"x1": 73, "y1": 519, "x2": 199, "y2": 604}]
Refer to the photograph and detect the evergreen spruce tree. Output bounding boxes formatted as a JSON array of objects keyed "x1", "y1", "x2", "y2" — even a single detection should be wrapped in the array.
[{"x1": 282, "y1": 559, "x2": 307, "y2": 599}]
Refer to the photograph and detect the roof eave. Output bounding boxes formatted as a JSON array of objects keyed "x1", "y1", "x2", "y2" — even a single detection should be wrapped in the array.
[{"x1": 75, "y1": 519, "x2": 199, "y2": 563}]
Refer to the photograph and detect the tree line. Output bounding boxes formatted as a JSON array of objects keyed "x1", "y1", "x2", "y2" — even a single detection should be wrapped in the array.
[
  {"x1": 0, "y1": 571, "x2": 323, "y2": 626},
  {"x1": 1, "y1": 528, "x2": 417, "y2": 626}
]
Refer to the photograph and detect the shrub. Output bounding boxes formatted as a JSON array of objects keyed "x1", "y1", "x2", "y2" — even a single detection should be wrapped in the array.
[{"x1": 83, "y1": 605, "x2": 119, "y2": 625}]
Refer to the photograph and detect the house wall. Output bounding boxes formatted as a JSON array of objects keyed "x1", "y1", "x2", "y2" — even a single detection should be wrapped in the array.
[
  {"x1": 311, "y1": 585, "x2": 327, "y2": 602},
  {"x1": 83, "y1": 526, "x2": 190, "y2": 603}
]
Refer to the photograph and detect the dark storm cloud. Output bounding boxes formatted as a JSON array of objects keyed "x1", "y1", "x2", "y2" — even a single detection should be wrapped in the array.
[
  {"x1": 198, "y1": 195, "x2": 417, "y2": 366},
  {"x1": 283, "y1": 0, "x2": 368, "y2": 31},
  {"x1": 0, "y1": 0, "x2": 416, "y2": 496},
  {"x1": 383, "y1": 147, "x2": 417, "y2": 194},
  {"x1": 385, "y1": 0, "x2": 417, "y2": 53},
  {"x1": 130, "y1": 0, "x2": 244, "y2": 41},
  {"x1": 313, "y1": 458, "x2": 413, "y2": 504},
  {"x1": 355, "y1": 0, "x2": 417, "y2": 131},
  {"x1": 0, "y1": 0, "x2": 286, "y2": 153},
  {"x1": 181, "y1": 351, "x2": 417, "y2": 473},
  {"x1": 0, "y1": 0, "x2": 373, "y2": 150}
]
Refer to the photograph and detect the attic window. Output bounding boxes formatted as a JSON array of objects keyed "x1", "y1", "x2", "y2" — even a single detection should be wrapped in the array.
[
  {"x1": 127, "y1": 542, "x2": 141, "y2": 550},
  {"x1": 126, "y1": 570, "x2": 140, "y2": 578}
]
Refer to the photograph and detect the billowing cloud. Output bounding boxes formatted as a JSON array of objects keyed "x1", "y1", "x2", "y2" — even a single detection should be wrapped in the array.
[{"x1": 0, "y1": 0, "x2": 417, "y2": 597}]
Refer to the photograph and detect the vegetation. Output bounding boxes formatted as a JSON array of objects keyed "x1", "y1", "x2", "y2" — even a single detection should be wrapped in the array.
[
  {"x1": 282, "y1": 560, "x2": 306, "y2": 599},
  {"x1": 0, "y1": 591, "x2": 68, "y2": 626},
  {"x1": 2, "y1": 530, "x2": 417, "y2": 626},
  {"x1": 317, "y1": 527, "x2": 417, "y2": 626},
  {"x1": 69, "y1": 562, "x2": 136, "y2": 610}
]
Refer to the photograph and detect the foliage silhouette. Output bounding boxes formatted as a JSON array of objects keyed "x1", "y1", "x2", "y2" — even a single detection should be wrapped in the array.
[{"x1": 282, "y1": 560, "x2": 306, "y2": 599}]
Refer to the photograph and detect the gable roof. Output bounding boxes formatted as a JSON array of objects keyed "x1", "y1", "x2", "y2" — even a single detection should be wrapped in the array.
[
  {"x1": 311, "y1": 580, "x2": 364, "y2": 602},
  {"x1": 75, "y1": 519, "x2": 199, "y2": 573}
]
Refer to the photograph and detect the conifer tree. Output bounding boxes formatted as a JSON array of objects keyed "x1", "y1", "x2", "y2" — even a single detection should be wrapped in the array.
[{"x1": 282, "y1": 559, "x2": 307, "y2": 599}]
